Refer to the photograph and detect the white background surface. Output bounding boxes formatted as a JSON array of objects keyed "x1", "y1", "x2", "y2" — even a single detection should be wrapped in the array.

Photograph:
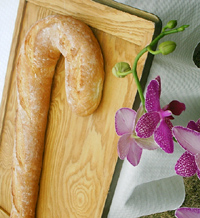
[
  {"x1": 0, "y1": 0, "x2": 20, "y2": 103},
  {"x1": 1, "y1": 1, "x2": 200, "y2": 217}
]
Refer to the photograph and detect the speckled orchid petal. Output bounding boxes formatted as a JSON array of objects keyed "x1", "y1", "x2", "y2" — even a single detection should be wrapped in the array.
[
  {"x1": 135, "y1": 135, "x2": 159, "y2": 150},
  {"x1": 145, "y1": 78, "x2": 161, "y2": 112},
  {"x1": 197, "y1": 169, "x2": 200, "y2": 179},
  {"x1": 162, "y1": 100, "x2": 185, "y2": 116},
  {"x1": 188, "y1": 118, "x2": 200, "y2": 132},
  {"x1": 134, "y1": 105, "x2": 145, "y2": 126},
  {"x1": 127, "y1": 140, "x2": 143, "y2": 166},
  {"x1": 175, "y1": 207, "x2": 200, "y2": 218},
  {"x1": 165, "y1": 117, "x2": 173, "y2": 130},
  {"x1": 136, "y1": 112, "x2": 160, "y2": 138},
  {"x1": 172, "y1": 126, "x2": 200, "y2": 155},
  {"x1": 196, "y1": 119, "x2": 200, "y2": 131},
  {"x1": 155, "y1": 75, "x2": 161, "y2": 96},
  {"x1": 195, "y1": 153, "x2": 200, "y2": 171},
  {"x1": 117, "y1": 133, "x2": 132, "y2": 160},
  {"x1": 175, "y1": 152, "x2": 197, "y2": 177},
  {"x1": 154, "y1": 119, "x2": 174, "y2": 153},
  {"x1": 115, "y1": 108, "x2": 136, "y2": 136},
  {"x1": 187, "y1": 120, "x2": 199, "y2": 131}
]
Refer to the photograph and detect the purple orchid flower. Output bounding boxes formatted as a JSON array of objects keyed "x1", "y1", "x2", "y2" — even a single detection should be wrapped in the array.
[
  {"x1": 115, "y1": 106, "x2": 159, "y2": 166},
  {"x1": 172, "y1": 119, "x2": 200, "y2": 179},
  {"x1": 175, "y1": 207, "x2": 200, "y2": 218},
  {"x1": 135, "y1": 76, "x2": 185, "y2": 153}
]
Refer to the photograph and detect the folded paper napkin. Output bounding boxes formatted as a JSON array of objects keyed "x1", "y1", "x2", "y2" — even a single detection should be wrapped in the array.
[
  {"x1": 108, "y1": 148, "x2": 185, "y2": 217},
  {"x1": 0, "y1": 0, "x2": 19, "y2": 103},
  {"x1": 108, "y1": 0, "x2": 200, "y2": 217}
]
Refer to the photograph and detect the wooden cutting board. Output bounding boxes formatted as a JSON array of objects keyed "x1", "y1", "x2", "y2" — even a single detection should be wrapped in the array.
[{"x1": 0, "y1": 0, "x2": 160, "y2": 217}]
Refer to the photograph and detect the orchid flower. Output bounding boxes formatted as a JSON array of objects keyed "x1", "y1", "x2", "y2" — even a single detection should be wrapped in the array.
[
  {"x1": 135, "y1": 76, "x2": 185, "y2": 153},
  {"x1": 175, "y1": 207, "x2": 200, "y2": 218},
  {"x1": 115, "y1": 106, "x2": 159, "y2": 166},
  {"x1": 172, "y1": 119, "x2": 200, "y2": 179}
]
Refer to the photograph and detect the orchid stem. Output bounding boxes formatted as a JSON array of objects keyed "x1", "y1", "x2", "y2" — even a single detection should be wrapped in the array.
[
  {"x1": 131, "y1": 24, "x2": 189, "y2": 111},
  {"x1": 149, "y1": 24, "x2": 189, "y2": 48},
  {"x1": 132, "y1": 47, "x2": 147, "y2": 111}
]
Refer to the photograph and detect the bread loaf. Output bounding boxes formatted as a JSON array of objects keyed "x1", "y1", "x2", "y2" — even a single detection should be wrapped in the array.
[{"x1": 10, "y1": 15, "x2": 104, "y2": 217}]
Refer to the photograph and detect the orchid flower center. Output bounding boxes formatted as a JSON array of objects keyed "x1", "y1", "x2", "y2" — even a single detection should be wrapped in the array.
[
  {"x1": 131, "y1": 134, "x2": 140, "y2": 139},
  {"x1": 159, "y1": 110, "x2": 172, "y2": 119}
]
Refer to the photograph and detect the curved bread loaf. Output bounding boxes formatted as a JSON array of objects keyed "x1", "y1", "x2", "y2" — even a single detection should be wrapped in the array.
[{"x1": 11, "y1": 15, "x2": 104, "y2": 217}]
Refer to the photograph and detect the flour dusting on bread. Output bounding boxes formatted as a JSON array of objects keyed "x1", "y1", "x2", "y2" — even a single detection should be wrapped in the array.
[{"x1": 11, "y1": 15, "x2": 104, "y2": 218}]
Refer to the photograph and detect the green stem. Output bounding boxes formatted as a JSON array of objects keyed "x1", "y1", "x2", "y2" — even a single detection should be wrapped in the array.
[
  {"x1": 131, "y1": 24, "x2": 189, "y2": 111},
  {"x1": 150, "y1": 25, "x2": 189, "y2": 48},
  {"x1": 116, "y1": 70, "x2": 133, "y2": 77},
  {"x1": 147, "y1": 46, "x2": 162, "y2": 55},
  {"x1": 132, "y1": 47, "x2": 147, "y2": 111}
]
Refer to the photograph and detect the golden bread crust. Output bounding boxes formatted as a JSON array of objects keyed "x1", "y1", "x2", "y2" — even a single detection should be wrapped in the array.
[{"x1": 11, "y1": 15, "x2": 104, "y2": 218}]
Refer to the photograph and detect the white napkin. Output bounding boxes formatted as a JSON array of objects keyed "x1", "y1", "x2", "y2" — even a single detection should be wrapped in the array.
[
  {"x1": 0, "y1": 0, "x2": 19, "y2": 103},
  {"x1": 108, "y1": 148, "x2": 185, "y2": 218},
  {"x1": 108, "y1": 0, "x2": 200, "y2": 217}
]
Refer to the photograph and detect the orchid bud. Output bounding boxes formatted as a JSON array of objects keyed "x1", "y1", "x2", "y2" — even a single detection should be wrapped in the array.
[
  {"x1": 112, "y1": 62, "x2": 131, "y2": 78},
  {"x1": 158, "y1": 41, "x2": 176, "y2": 55},
  {"x1": 177, "y1": 25, "x2": 190, "y2": 32},
  {"x1": 165, "y1": 20, "x2": 177, "y2": 29}
]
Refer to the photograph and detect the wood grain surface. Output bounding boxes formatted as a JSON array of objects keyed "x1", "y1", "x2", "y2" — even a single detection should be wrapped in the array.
[
  {"x1": 0, "y1": 208, "x2": 9, "y2": 218},
  {"x1": 27, "y1": 0, "x2": 155, "y2": 45},
  {"x1": 0, "y1": 0, "x2": 157, "y2": 217},
  {"x1": 0, "y1": 0, "x2": 26, "y2": 146}
]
